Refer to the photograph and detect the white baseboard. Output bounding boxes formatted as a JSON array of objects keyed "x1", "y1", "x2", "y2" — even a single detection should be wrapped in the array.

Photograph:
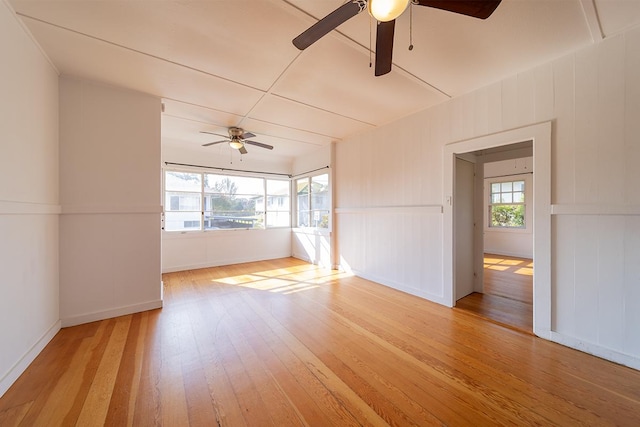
[
  {"x1": 61, "y1": 299, "x2": 163, "y2": 328},
  {"x1": 351, "y1": 269, "x2": 450, "y2": 307},
  {"x1": 549, "y1": 331, "x2": 640, "y2": 371},
  {"x1": 0, "y1": 320, "x2": 61, "y2": 398}
]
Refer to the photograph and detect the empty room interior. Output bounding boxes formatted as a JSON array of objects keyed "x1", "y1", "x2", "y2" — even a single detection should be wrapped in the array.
[{"x1": 2, "y1": 0, "x2": 640, "y2": 425}]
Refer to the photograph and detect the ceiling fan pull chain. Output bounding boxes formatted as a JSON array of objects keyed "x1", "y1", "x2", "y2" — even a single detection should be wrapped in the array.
[{"x1": 409, "y1": 1, "x2": 414, "y2": 51}]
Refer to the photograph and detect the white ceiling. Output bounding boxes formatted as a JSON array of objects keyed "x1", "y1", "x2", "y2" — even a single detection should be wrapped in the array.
[{"x1": 9, "y1": 0, "x2": 640, "y2": 163}]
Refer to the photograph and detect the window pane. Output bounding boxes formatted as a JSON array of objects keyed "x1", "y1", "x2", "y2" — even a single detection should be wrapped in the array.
[
  {"x1": 513, "y1": 191, "x2": 524, "y2": 203},
  {"x1": 513, "y1": 181, "x2": 525, "y2": 192},
  {"x1": 490, "y1": 205, "x2": 525, "y2": 228},
  {"x1": 205, "y1": 174, "x2": 262, "y2": 196},
  {"x1": 501, "y1": 182, "x2": 512, "y2": 192},
  {"x1": 296, "y1": 178, "x2": 309, "y2": 227},
  {"x1": 266, "y1": 211, "x2": 290, "y2": 227},
  {"x1": 501, "y1": 193, "x2": 513, "y2": 203},
  {"x1": 491, "y1": 183, "x2": 501, "y2": 193},
  {"x1": 207, "y1": 195, "x2": 261, "y2": 215},
  {"x1": 266, "y1": 195, "x2": 290, "y2": 211},
  {"x1": 165, "y1": 192, "x2": 201, "y2": 211},
  {"x1": 311, "y1": 174, "x2": 331, "y2": 216},
  {"x1": 492, "y1": 194, "x2": 501, "y2": 203},
  {"x1": 266, "y1": 179, "x2": 290, "y2": 228},
  {"x1": 204, "y1": 214, "x2": 262, "y2": 230},
  {"x1": 296, "y1": 178, "x2": 309, "y2": 195},
  {"x1": 267, "y1": 179, "x2": 289, "y2": 195},
  {"x1": 165, "y1": 212, "x2": 201, "y2": 231},
  {"x1": 165, "y1": 172, "x2": 201, "y2": 192},
  {"x1": 298, "y1": 210, "x2": 310, "y2": 227},
  {"x1": 311, "y1": 174, "x2": 329, "y2": 191},
  {"x1": 311, "y1": 191, "x2": 330, "y2": 211},
  {"x1": 312, "y1": 210, "x2": 330, "y2": 228}
]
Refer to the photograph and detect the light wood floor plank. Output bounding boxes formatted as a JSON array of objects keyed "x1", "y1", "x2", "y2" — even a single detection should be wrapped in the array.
[
  {"x1": 1, "y1": 257, "x2": 639, "y2": 426},
  {"x1": 77, "y1": 315, "x2": 132, "y2": 426}
]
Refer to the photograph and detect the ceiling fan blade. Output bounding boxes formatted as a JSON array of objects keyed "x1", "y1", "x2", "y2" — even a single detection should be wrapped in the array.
[
  {"x1": 240, "y1": 132, "x2": 256, "y2": 139},
  {"x1": 245, "y1": 140, "x2": 274, "y2": 150},
  {"x1": 415, "y1": 0, "x2": 502, "y2": 19},
  {"x1": 202, "y1": 140, "x2": 227, "y2": 147},
  {"x1": 375, "y1": 19, "x2": 395, "y2": 76},
  {"x1": 293, "y1": 1, "x2": 366, "y2": 50},
  {"x1": 239, "y1": 146, "x2": 248, "y2": 154},
  {"x1": 200, "y1": 130, "x2": 228, "y2": 138}
]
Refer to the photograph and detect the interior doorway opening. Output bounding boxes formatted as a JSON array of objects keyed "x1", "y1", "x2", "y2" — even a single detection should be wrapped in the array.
[
  {"x1": 453, "y1": 141, "x2": 535, "y2": 333},
  {"x1": 443, "y1": 121, "x2": 551, "y2": 338}
]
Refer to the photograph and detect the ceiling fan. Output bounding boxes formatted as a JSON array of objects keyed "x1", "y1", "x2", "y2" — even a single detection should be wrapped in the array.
[
  {"x1": 200, "y1": 127, "x2": 274, "y2": 154},
  {"x1": 292, "y1": 0, "x2": 502, "y2": 76}
]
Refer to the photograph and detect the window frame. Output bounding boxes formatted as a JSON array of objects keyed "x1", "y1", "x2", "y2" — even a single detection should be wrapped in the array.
[
  {"x1": 162, "y1": 169, "x2": 291, "y2": 232},
  {"x1": 295, "y1": 172, "x2": 331, "y2": 230},
  {"x1": 484, "y1": 173, "x2": 532, "y2": 233}
]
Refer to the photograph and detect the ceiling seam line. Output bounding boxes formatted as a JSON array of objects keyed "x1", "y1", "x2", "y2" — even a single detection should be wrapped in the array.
[
  {"x1": 236, "y1": 49, "x2": 306, "y2": 127},
  {"x1": 16, "y1": 13, "x2": 268, "y2": 94},
  {"x1": 269, "y1": 93, "x2": 377, "y2": 127},
  {"x1": 163, "y1": 114, "x2": 334, "y2": 144}
]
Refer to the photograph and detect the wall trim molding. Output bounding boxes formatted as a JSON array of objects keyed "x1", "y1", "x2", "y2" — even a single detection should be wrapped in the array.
[
  {"x1": 61, "y1": 205, "x2": 163, "y2": 215},
  {"x1": 549, "y1": 331, "x2": 640, "y2": 371},
  {"x1": 335, "y1": 205, "x2": 443, "y2": 215},
  {"x1": 0, "y1": 200, "x2": 62, "y2": 215},
  {"x1": 61, "y1": 300, "x2": 163, "y2": 328},
  {"x1": 551, "y1": 204, "x2": 640, "y2": 216},
  {"x1": 0, "y1": 319, "x2": 61, "y2": 398}
]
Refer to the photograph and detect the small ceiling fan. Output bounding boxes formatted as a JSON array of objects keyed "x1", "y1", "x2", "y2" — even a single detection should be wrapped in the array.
[
  {"x1": 200, "y1": 127, "x2": 274, "y2": 154},
  {"x1": 293, "y1": 0, "x2": 502, "y2": 76}
]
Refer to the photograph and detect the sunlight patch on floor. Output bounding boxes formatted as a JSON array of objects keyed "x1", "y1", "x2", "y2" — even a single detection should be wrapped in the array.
[
  {"x1": 239, "y1": 277, "x2": 297, "y2": 291},
  {"x1": 216, "y1": 274, "x2": 265, "y2": 285},
  {"x1": 487, "y1": 265, "x2": 510, "y2": 271},
  {"x1": 211, "y1": 264, "x2": 353, "y2": 294}
]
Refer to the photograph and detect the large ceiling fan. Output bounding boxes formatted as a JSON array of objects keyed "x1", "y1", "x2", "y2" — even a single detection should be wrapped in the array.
[
  {"x1": 201, "y1": 127, "x2": 274, "y2": 154},
  {"x1": 293, "y1": 0, "x2": 502, "y2": 76}
]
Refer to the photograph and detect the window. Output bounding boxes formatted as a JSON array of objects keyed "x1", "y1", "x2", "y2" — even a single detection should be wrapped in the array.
[
  {"x1": 489, "y1": 180, "x2": 525, "y2": 228},
  {"x1": 266, "y1": 179, "x2": 291, "y2": 227},
  {"x1": 163, "y1": 170, "x2": 290, "y2": 231},
  {"x1": 204, "y1": 174, "x2": 264, "y2": 229},
  {"x1": 296, "y1": 173, "x2": 330, "y2": 229}
]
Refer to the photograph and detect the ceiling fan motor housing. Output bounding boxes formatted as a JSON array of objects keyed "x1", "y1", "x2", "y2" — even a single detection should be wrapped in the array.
[{"x1": 229, "y1": 127, "x2": 245, "y2": 138}]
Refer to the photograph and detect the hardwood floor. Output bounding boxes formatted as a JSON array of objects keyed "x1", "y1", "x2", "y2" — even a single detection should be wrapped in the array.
[
  {"x1": 456, "y1": 254, "x2": 533, "y2": 334},
  {"x1": 1, "y1": 257, "x2": 639, "y2": 426}
]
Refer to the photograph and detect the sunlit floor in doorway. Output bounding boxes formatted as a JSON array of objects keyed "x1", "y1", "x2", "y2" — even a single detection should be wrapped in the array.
[{"x1": 455, "y1": 254, "x2": 533, "y2": 334}]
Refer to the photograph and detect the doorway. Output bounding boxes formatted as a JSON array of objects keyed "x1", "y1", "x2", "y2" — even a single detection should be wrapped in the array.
[
  {"x1": 455, "y1": 144, "x2": 535, "y2": 333},
  {"x1": 442, "y1": 122, "x2": 551, "y2": 339}
]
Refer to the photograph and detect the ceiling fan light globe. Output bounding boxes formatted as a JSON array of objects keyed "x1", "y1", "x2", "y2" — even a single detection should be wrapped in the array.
[
  {"x1": 368, "y1": 0, "x2": 409, "y2": 22},
  {"x1": 229, "y1": 140, "x2": 244, "y2": 149}
]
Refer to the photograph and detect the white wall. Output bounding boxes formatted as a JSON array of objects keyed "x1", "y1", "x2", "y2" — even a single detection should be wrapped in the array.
[
  {"x1": 161, "y1": 144, "x2": 294, "y2": 272},
  {"x1": 59, "y1": 76, "x2": 162, "y2": 326},
  {"x1": 335, "y1": 28, "x2": 640, "y2": 368},
  {"x1": 0, "y1": 0, "x2": 60, "y2": 396},
  {"x1": 483, "y1": 157, "x2": 533, "y2": 258}
]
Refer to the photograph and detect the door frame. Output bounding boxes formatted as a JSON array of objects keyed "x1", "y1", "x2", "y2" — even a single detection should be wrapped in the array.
[{"x1": 443, "y1": 122, "x2": 552, "y2": 339}]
